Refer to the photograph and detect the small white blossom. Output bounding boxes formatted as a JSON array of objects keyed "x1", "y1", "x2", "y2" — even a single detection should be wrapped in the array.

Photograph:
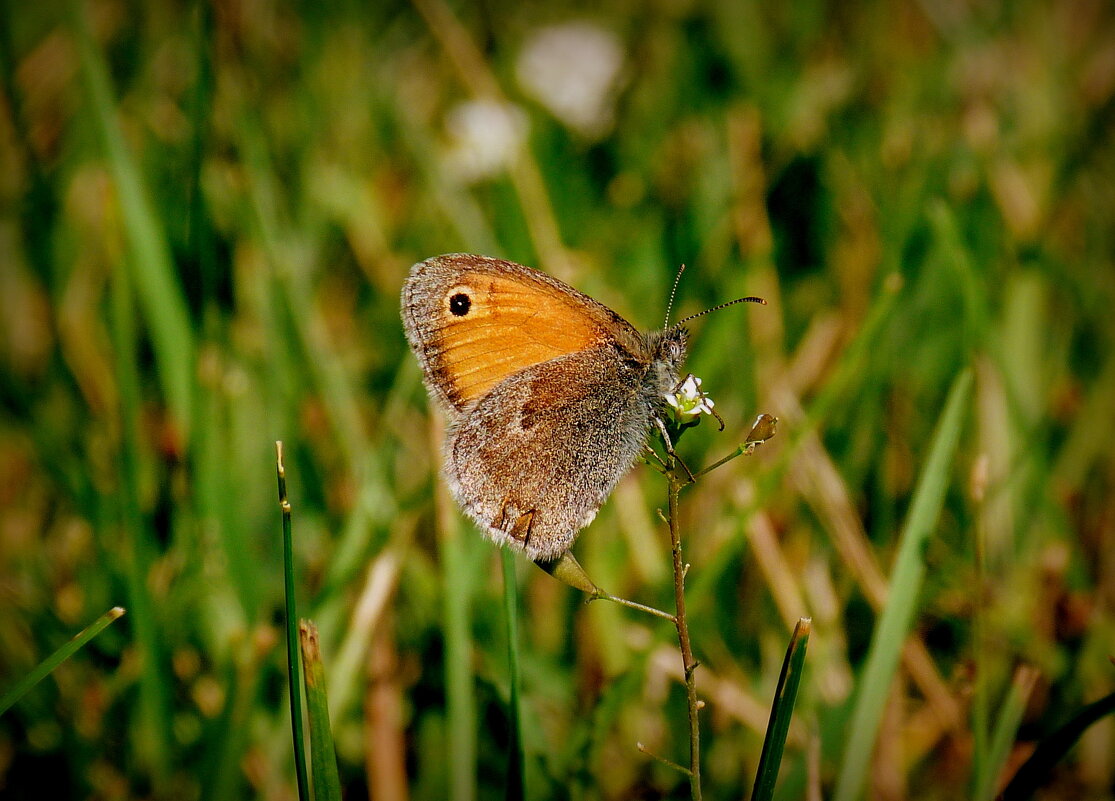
[
  {"x1": 444, "y1": 99, "x2": 528, "y2": 182},
  {"x1": 666, "y1": 375, "x2": 716, "y2": 418},
  {"x1": 515, "y1": 21, "x2": 625, "y2": 139}
]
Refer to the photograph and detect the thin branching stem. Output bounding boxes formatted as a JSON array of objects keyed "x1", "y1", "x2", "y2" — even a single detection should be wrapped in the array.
[
  {"x1": 596, "y1": 592, "x2": 677, "y2": 623},
  {"x1": 667, "y1": 468, "x2": 702, "y2": 800},
  {"x1": 693, "y1": 445, "x2": 748, "y2": 478},
  {"x1": 637, "y1": 742, "x2": 693, "y2": 776}
]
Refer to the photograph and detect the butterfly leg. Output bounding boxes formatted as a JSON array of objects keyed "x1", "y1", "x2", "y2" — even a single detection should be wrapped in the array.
[
  {"x1": 643, "y1": 440, "x2": 669, "y2": 469},
  {"x1": 654, "y1": 415, "x2": 696, "y2": 483},
  {"x1": 496, "y1": 499, "x2": 535, "y2": 548},
  {"x1": 509, "y1": 511, "x2": 535, "y2": 547}
]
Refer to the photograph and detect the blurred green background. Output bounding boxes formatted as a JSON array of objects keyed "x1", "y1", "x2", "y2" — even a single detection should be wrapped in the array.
[{"x1": 1, "y1": 0, "x2": 1113, "y2": 799}]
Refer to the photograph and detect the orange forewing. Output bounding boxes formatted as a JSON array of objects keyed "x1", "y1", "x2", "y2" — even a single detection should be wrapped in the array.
[
  {"x1": 432, "y1": 274, "x2": 604, "y2": 406},
  {"x1": 405, "y1": 255, "x2": 637, "y2": 410}
]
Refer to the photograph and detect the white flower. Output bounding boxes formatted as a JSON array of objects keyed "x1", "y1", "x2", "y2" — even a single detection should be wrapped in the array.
[
  {"x1": 515, "y1": 21, "x2": 625, "y2": 139},
  {"x1": 444, "y1": 99, "x2": 528, "y2": 182},
  {"x1": 665, "y1": 375, "x2": 716, "y2": 418}
]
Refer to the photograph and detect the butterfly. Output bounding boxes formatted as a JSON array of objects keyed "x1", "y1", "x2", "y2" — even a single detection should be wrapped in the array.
[{"x1": 402, "y1": 253, "x2": 761, "y2": 561}]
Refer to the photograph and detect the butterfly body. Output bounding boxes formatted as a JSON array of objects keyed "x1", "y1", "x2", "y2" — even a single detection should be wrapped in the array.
[{"x1": 402, "y1": 254, "x2": 687, "y2": 560}]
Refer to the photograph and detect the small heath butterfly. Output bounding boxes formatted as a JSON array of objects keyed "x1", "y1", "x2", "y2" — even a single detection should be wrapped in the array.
[{"x1": 402, "y1": 253, "x2": 760, "y2": 561}]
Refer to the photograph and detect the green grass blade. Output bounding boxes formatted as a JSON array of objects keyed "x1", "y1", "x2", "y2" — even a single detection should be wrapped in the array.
[
  {"x1": 751, "y1": 617, "x2": 811, "y2": 801},
  {"x1": 276, "y1": 442, "x2": 311, "y2": 801},
  {"x1": 300, "y1": 620, "x2": 343, "y2": 801},
  {"x1": 501, "y1": 550, "x2": 526, "y2": 801},
  {"x1": 0, "y1": 606, "x2": 125, "y2": 716},
  {"x1": 202, "y1": 657, "x2": 259, "y2": 801},
  {"x1": 69, "y1": 0, "x2": 195, "y2": 432},
  {"x1": 977, "y1": 666, "x2": 1039, "y2": 801},
  {"x1": 832, "y1": 369, "x2": 973, "y2": 801},
  {"x1": 441, "y1": 514, "x2": 478, "y2": 801},
  {"x1": 999, "y1": 689, "x2": 1115, "y2": 801},
  {"x1": 110, "y1": 263, "x2": 172, "y2": 781},
  {"x1": 768, "y1": 272, "x2": 903, "y2": 485},
  {"x1": 691, "y1": 274, "x2": 902, "y2": 605},
  {"x1": 195, "y1": 383, "x2": 259, "y2": 623},
  {"x1": 971, "y1": 456, "x2": 990, "y2": 799},
  {"x1": 237, "y1": 122, "x2": 370, "y2": 478}
]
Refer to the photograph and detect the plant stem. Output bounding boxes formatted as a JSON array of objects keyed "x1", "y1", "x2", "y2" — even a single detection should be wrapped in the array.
[
  {"x1": 668, "y1": 472, "x2": 701, "y2": 800},
  {"x1": 598, "y1": 592, "x2": 677, "y2": 623},
  {"x1": 501, "y1": 550, "x2": 525, "y2": 801},
  {"x1": 276, "y1": 442, "x2": 311, "y2": 801}
]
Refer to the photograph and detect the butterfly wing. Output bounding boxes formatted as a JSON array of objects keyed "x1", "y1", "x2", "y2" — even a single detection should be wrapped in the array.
[
  {"x1": 446, "y1": 346, "x2": 659, "y2": 560},
  {"x1": 401, "y1": 254, "x2": 642, "y2": 413}
]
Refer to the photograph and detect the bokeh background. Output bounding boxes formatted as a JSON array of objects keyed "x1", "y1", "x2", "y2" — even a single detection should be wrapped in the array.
[{"x1": 2, "y1": 1, "x2": 1114, "y2": 799}]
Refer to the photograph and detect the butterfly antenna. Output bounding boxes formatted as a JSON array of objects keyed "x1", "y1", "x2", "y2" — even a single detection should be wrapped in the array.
[
  {"x1": 663, "y1": 263, "x2": 687, "y2": 328},
  {"x1": 674, "y1": 295, "x2": 766, "y2": 326}
]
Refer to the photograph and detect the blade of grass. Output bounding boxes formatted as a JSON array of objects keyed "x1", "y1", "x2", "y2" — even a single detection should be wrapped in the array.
[
  {"x1": 70, "y1": 0, "x2": 195, "y2": 432},
  {"x1": 928, "y1": 200, "x2": 990, "y2": 353},
  {"x1": 441, "y1": 512, "x2": 478, "y2": 801},
  {"x1": 501, "y1": 550, "x2": 526, "y2": 801},
  {"x1": 410, "y1": 0, "x2": 567, "y2": 270},
  {"x1": 300, "y1": 620, "x2": 342, "y2": 801},
  {"x1": 276, "y1": 442, "x2": 311, "y2": 801},
  {"x1": 832, "y1": 369, "x2": 973, "y2": 801},
  {"x1": 238, "y1": 121, "x2": 370, "y2": 478},
  {"x1": 751, "y1": 617, "x2": 811, "y2": 801},
  {"x1": 976, "y1": 665, "x2": 1039, "y2": 801},
  {"x1": 318, "y1": 350, "x2": 419, "y2": 601},
  {"x1": 203, "y1": 650, "x2": 266, "y2": 801},
  {"x1": 188, "y1": 0, "x2": 258, "y2": 629},
  {"x1": 692, "y1": 272, "x2": 902, "y2": 605},
  {"x1": 762, "y1": 273, "x2": 904, "y2": 492},
  {"x1": 185, "y1": 0, "x2": 215, "y2": 304},
  {"x1": 392, "y1": 102, "x2": 499, "y2": 255},
  {"x1": 196, "y1": 381, "x2": 258, "y2": 624},
  {"x1": 999, "y1": 688, "x2": 1115, "y2": 801},
  {"x1": 0, "y1": 606, "x2": 125, "y2": 715},
  {"x1": 931, "y1": 199, "x2": 1063, "y2": 563},
  {"x1": 322, "y1": 548, "x2": 403, "y2": 726},
  {"x1": 971, "y1": 454, "x2": 990, "y2": 798},
  {"x1": 110, "y1": 262, "x2": 172, "y2": 781}
]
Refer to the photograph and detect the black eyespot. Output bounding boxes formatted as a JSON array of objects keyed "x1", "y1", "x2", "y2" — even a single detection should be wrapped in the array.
[{"x1": 449, "y1": 292, "x2": 471, "y2": 316}]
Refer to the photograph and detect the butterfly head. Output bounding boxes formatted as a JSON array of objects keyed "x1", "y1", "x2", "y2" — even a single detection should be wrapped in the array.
[{"x1": 647, "y1": 325, "x2": 689, "y2": 394}]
